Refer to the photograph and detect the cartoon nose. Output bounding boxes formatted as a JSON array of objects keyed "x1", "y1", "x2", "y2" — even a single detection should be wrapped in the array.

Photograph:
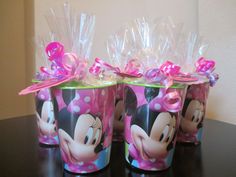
[{"x1": 94, "y1": 143, "x2": 103, "y2": 153}]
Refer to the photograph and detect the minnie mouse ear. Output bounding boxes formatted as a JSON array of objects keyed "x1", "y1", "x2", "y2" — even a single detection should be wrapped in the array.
[
  {"x1": 131, "y1": 104, "x2": 160, "y2": 136},
  {"x1": 144, "y1": 87, "x2": 160, "y2": 102},
  {"x1": 57, "y1": 107, "x2": 78, "y2": 138},
  {"x1": 124, "y1": 86, "x2": 137, "y2": 116},
  {"x1": 182, "y1": 98, "x2": 192, "y2": 117},
  {"x1": 35, "y1": 98, "x2": 44, "y2": 117},
  {"x1": 62, "y1": 89, "x2": 76, "y2": 105},
  {"x1": 52, "y1": 97, "x2": 59, "y2": 116}
]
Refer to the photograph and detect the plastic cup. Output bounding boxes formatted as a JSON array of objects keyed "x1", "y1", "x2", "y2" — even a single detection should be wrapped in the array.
[
  {"x1": 113, "y1": 83, "x2": 124, "y2": 141},
  {"x1": 35, "y1": 88, "x2": 59, "y2": 145},
  {"x1": 123, "y1": 81, "x2": 186, "y2": 171},
  {"x1": 52, "y1": 81, "x2": 116, "y2": 174},
  {"x1": 177, "y1": 82, "x2": 210, "y2": 145}
]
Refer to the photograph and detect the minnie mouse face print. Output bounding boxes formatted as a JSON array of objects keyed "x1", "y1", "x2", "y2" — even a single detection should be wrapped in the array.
[
  {"x1": 130, "y1": 107, "x2": 176, "y2": 160},
  {"x1": 124, "y1": 85, "x2": 181, "y2": 171},
  {"x1": 36, "y1": 101, "x2": 57, "y2": 137},
  {"x1": 52, "y1": 85, "x2": 116, "y2": 173},
  {"x1": 35, "y1": 88, "x2": 58, "y2": 145},
  {"x1": 177, "y1": 83, "x2": 209, "y2": 145},
  {"x1": 180, "y1": 99, "x2": 204, "y2": 134},
  {"x1": 58, "y1": 114, "x2": 103, "y2": 164}
]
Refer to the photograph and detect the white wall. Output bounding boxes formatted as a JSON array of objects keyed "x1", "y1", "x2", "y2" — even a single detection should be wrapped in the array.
[
  {"x1": 199, "y1": 0, "x2": 236, "y2": 124},
  {"x1": 0, "y1": 0, "x2": 34, "y2": 119}
]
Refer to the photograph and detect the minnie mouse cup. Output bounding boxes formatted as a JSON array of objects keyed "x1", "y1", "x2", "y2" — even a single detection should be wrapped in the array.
[
  {"x1": 123, "y1": 82, "x2": 186, "y2": 171},
  {"x1": 35, "y1": 88, "x2": 59, "y2": 145},
  {"x1": 52, "y1": 82, "x2": 116, "y2": 174},
  {"x1": 177, "y1": 82, "x2": 210, "y2": 145}
]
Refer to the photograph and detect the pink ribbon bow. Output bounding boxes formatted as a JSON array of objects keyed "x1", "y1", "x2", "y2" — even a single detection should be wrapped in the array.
[
  {"x1": 89, "y1": 58, "x2": 143, "y2": 78},
  {"x1": 195, "y1": 57, "x2": 219, "y2": 86},
  {"x1": 145, "y1": 61, "x2": 181, "y2": 88},
  {"x1": 19, "y1": 42, "x2": 86, "y2": 95}
]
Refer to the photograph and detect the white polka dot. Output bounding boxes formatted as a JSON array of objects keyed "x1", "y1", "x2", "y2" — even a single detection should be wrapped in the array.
[
  {"x1": 157, "y1": 91, "x2": 163, "y2": 98},
  {"x1": 86, "y1": 109, "x2": 90, "y2": 113},
  {"x1": 40, "y1": 94, "x2": 45, "y2": 99},
  {"x1": 84, "y1": 96, "x2": 91, "y2": 103},
  {"x1": 101, "y1": 90, "x2": 105, "y2": 96},
  {"x1": 74, "y1": 106, "x2": 80, "y2": 112},
  {"x1": 81, "y1": 171, "x2": 86, "y2": 173},
  {"x1": 154, "y1": 103, "x2": 161, "y2": 110},
  {"x1": 75, "y1": 93, "x2": 80, "y2": 99}
]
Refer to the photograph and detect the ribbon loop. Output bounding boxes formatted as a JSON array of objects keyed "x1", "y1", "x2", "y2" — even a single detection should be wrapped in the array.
[
  {"x1": 89, "y1": 58, "x2": 143, "y2": 78},
  {"x1": 45, "y1": 41, "x2": 64, "y2": 59},
  {"x1": 159, "y1": 61, "x2": 181, "y2": 76},
  {"x1": 163, "y1": 91, "x2": 182, "y2": 112},
  {"x1": 208, "y1": 73, "x2": 219, "y2": 87},
  {"x1": 123, "y1": 59, "x2": 143, "y2": 77},
  {"x1": 19, "y1": 41, "x2": 87, "y2": 95},
  {"x1": 89, "y1": 58, "x2": 119, "y2": 76},
  {"x1": 44, "y1": 42, "x2": 86, "y2": 79},
  {"x1": 195, "y1": 57, "x2": 219, "y2": 86},
  {"x1": 145, "y1": 61, "x2": 180, "y2": 88},
  {"x1": 62, "y1": 53, "x2": 79, "y2": 74},
  {"x1": 195, "y1": 57, "x2": 215, "y2": 74}
]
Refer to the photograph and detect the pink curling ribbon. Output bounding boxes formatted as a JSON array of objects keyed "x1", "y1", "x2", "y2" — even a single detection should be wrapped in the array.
[
  {"x1": 145, "y1": 61, "x2": 181, "y2": 88},
  {"x1": 122, "y1": 59, "x2": 143, "y2": 77},
  {"x1": 89, "y1": 58, "x2": 143, "y2": 78},
  {"x1": 195, "y1": 57, "x2": 219, "y2": 86},
  {"x1": 162, "y1": 91, "x2": 182, "y2": 112},
  {"x1": 19, "y1": 42, "x2": 86, "y2": 95},
  {"x1": 89, "y1": 58, "x2": 120, "y2": 76},
  {"x1": 148, "y1": 88, "x2": 182, "y2": 112}
]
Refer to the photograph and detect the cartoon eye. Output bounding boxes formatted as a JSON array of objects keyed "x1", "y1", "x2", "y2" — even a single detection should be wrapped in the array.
[
  {"x1": 47, "y1": 110, "x2": 54, "y2": 123},
  {"x1": 159, "y1": 126, "x2": 169, "y2": 142},
  {"x1": 84, "y1": 127, "x2": 94, "y2": 144},
  {"x1": 92, "y1": 129, "x2": 101, "y2": 145},
  {"x1": 199, "y1": 111, "x2": 204, "y2": 121},
  {"x1": 118, "y1": 115, "x2": 123, "y2": 121},
  {"x1": 191, "y1": 111, "x2": 199, "y2": 122},
  {"x1": 166, "y1": 127, "x2": 175, "y2": 142}
]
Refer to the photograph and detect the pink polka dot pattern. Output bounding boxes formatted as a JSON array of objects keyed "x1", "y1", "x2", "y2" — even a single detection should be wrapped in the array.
[{"x1": 67, "y1": 90, "x2": 96, "y2": 115}]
